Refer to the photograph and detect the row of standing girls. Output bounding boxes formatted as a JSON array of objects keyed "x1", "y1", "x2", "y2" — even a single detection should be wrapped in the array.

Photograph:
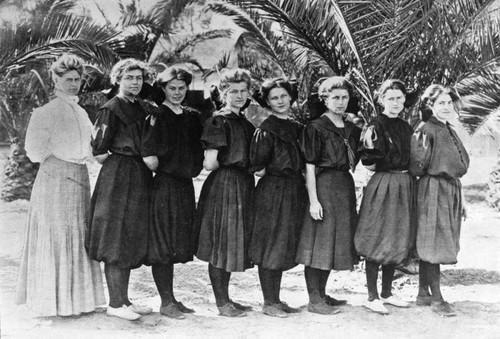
[{"x1": 17, "y1": 55, "x2": 469, "y2": 321}]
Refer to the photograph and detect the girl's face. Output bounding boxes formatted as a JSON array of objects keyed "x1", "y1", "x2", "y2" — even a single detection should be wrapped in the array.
[
  {"x1": 119, "y1": 69, "x2": 143, "y2": 98},
  {"x1": 163, "y1": 79, "x2": 187, "y2": 106},
  {"x1": 325, "y1": 89, "x2": 349, "y2": 115},
  {"x1": 432, "y1": 93, "x2": 455, "y2": 123},
  {"x1": 266, "y1": 87, "x2": 291, "y2": 115},
  {"x1": 381, "y1": 89, "x2": 405, "y2": 117},
  {"x1": 54, "y1": 70, "x2": 81, "y2": 96},
  {"x1": 224, "y1": 82, "x2": 249, "y2": 110}
]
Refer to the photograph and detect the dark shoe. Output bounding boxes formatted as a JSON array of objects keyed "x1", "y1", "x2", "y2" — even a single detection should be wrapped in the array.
[
  {"x1": 277, "y1": 301, "x2": 301, "y2": 313},
  {"x1": 218, "y1": 303, "x2": 246, "y2": 317},
  {"x1": 432, "y1": 301, "x2": 456, "y2": 317},
  {"x1": 323, "y1": 295, "x2": 347, "y2": 306},
  {"x1": 262, "y1": 304, "x2": 288, "y2": 318},
  {"x1": 160, "y1": 303, "x2": 186, "y2": 319},
  {"x1": 308, "y1": 302, "x2": 341, "y2": 315},
  {"x1": 230, "y1": 299, "x2": 252, "y2": 311},
  {"x1": 416, "y1": 296, "x2": 432, "y2": 306},
  {"x1": 176, "y1": 301, "x2": 195, "y2": 313}
]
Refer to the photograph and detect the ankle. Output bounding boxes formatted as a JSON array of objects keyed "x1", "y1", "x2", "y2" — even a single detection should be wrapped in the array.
[
  {"x1": 380, "y1": 292, "x2": 392, "y2": 299},
  {"x1": 215, "y1": 299, "x2": 230, "y2": 308},
  {"x1": 418, "y1": 289, "x2": 431, "y2": 297},
  {"x1": 368, "y1": 291, "x2": 379, "y2": 301},
  {"x1": 109, "y1": 303, "x2": 124, "y2": 309}
]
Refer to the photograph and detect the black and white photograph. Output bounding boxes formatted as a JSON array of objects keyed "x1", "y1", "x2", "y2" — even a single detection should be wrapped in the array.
[{"x1": 0, "y1": 0, "x2": 499, "y2": 338}]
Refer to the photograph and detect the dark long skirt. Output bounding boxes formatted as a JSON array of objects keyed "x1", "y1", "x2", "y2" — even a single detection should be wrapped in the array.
[
  {"x1": 194, "y1": 167, "x2": 254, "y2": 272},
  {"x1": 147, "y1": 172, "x2": 196, "y2": 265},
  {"x1": 296, "y1": 170, "x2": 358, "y2": 270},
  {"x1": 86, "y1": 153, "x2": 152, "y2": 269},
  {"x1": 249, "y1": 174, "x2": 307, "y2": 271},
  {"x1": 416, "y1": 175, "x2": 463, "y2": 265},
  {"x1": 355, "y1": 171, "x2": 416, "y2": 265}
]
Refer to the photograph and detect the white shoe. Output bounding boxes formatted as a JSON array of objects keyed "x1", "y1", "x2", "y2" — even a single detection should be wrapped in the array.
[
  {"x1": 364, "y1": 299, "x2": 389, "y2": 315},
  {"x1": 129, "y1": 303, "x2": 153, "y2": 315},
  {"x1": 107, "y1": 305, "x2": 141, "y2": 321},
  {"x1": 381, "y1": 295, "x2": 410, "y2": 308}
]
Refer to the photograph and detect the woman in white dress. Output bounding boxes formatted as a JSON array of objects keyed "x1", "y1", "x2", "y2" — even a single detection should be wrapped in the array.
[{"x1": 16, "y1": 54, "x2": 106, "y2": 316}]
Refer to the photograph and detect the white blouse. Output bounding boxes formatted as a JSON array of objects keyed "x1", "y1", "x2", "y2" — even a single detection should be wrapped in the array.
[{"x1": 25, "y1": 91, "x2": 93, "y2": 164}]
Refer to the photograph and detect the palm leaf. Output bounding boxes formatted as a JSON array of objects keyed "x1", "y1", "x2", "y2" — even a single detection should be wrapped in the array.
[
  {"x1": 0, "y1": 12, "x2": 120, "y2": 76},
  {"x1": 208, "y1": 2, "x2": 281, "y2": 64},
  {"x1": 456, "y1": 64, "x2": 500, "y2": 136}
]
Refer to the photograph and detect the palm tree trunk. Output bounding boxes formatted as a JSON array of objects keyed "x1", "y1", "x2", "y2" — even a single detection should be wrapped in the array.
[{"x1": 1, "y1": 138, "x2": 38, "y2": 201}]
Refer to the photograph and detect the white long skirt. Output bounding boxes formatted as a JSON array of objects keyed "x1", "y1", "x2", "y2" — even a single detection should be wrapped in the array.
[{"x1": 16, "y1": 156, "x2": 105, "y2": 316}]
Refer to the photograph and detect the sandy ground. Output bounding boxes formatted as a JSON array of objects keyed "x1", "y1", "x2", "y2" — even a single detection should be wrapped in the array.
[{"x1": 1, "y1": 156, "x2": 500, "y2": 339}]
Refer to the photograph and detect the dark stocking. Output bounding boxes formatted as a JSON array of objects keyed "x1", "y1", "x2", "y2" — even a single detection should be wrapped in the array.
[
  {"x1": 425, "y1": 262, "x2": 443, "y2": 303},
  {"x1": 319, "y1": 269, "x2": 331, "y2": 299},
  {"x1": 365, "y1": 260, "x2": 380, "y2": 301},
  {"x1": 105, "y1": 264, "x2": 124, "y2": 308},
  {"x1": 208, "y1": 264, "x2": 231, "y2": 307},
  {"x1": 152, "y1": 263, "x2": 176, "y2": 305},
  {"x1": 274, "y1": 270, "x2": 283, "y2": 303},
  {"x1": 418, "y1": 260, "x2": 431, "y2": 297},
  {"x1": 304, "y1": 266, "x2": 323, "y2": 304},
  {"x1": 121, "y1": 268, "x2": 132, "y2": 306},
  {"x1": 381, "y1": 264, "x2": 395, "y2": 299},
  {"x1": 258, "y1": 267, "x2": 282, "y2": 304}
]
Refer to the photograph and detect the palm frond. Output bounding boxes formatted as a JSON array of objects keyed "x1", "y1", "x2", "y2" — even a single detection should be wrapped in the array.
[
  {"x1": 203, "y1": 52, "x2": 232, "y2": 79},
  {"x1": 0, "y1": 14, "x2": 119, "y2": 74},
  {"x1": 208, "y1": 2, "x2": 281, "y2": 64},
  {"x1": 0, "y1": 12, "x2": 120, "y2": 76},
  {"x1": 0, "y1": 69, "x2": 50, "y2": 139},
  {"x1": 456, "y1": 63, "x2": 500, "y2": 135}
]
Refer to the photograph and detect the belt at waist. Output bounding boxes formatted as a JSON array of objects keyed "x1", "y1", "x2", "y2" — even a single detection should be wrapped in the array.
[
  {"x1": 387, "y1": 169, "x2": 409, "y2": 174},
  {"x1": 110, "y1": 151, "x2": 142, "y2": 159}
]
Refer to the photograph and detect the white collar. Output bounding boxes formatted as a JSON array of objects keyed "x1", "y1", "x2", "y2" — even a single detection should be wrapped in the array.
[
  {"x1": 163, "y1": 101, "x2": 183, "y2": 114},
  {"x1": 55, "y1": 90, "x2": 79, "y2": 104}
]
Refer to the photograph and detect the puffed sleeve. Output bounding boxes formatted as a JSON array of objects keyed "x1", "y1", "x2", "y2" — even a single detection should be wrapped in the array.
[
  {"x1": 141, "y1": 111, "x2": 160, "y2": 157},
  {"x1": 358, "y1": 122, "x2": 386, "y2": 166},
  {"x1": 201, "y1": 115, "x2": 227, "y2": 150},
  {"x1": 300, "y1": 123, "x2": 322, "y2": 164},
  {"x1": 249, "y1": 128, "x2": 273, "y2": 172},
  {"x1": 409, "y1": 128, "x2": 433, "y2": 176},
  {"x1": 92, "y1": 107, "x2": 117, "y2": 156},
  {"x1": 25, "y1": 106, "x2": 54, "y2": 163}
]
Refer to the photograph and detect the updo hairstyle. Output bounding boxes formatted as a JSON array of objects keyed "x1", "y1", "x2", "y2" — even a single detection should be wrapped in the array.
[{"x1": 110, "y1": 58, "x2": 155, "y2": 85}]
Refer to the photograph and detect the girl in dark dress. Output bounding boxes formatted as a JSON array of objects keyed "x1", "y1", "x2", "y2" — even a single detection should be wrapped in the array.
[
  {"x1": 86, "y1": 59, "x2": 154, "y2": 321},
  {"x1": 194, "y1": 69, "x2": 255, "y2": 317},
  {"x1": 410, "y1": 85, "x2": 469, "y2": 317},
  {"x1": 355, "y1": 79, "x2": 415, "y2": 315},
  {"x1": 249, "y1": 78, "x2": 307, "y2": 318},
  {"x1": 142, "y1": 66, "x2": 204, "y2": 319},
  {"x1": 296, "y1": 76, "x2": 361, "y2": 315}
]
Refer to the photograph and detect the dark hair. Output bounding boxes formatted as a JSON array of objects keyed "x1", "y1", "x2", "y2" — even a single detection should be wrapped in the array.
[
  {"x1": 157, "y1": 66, "x2": 192, "y2": 87},
  {"x1": 375, "y1": 79, "x2": 407, "y2": 106},
  {"x1": 258, "y1": 77, "x2": 296, "y2": 108},
  {"x1": 420, "y1": 84, "x2": 461, "y2": 121},
  {"x1": 318, "y1": 76, "x2": 353, "y2": 101}
]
